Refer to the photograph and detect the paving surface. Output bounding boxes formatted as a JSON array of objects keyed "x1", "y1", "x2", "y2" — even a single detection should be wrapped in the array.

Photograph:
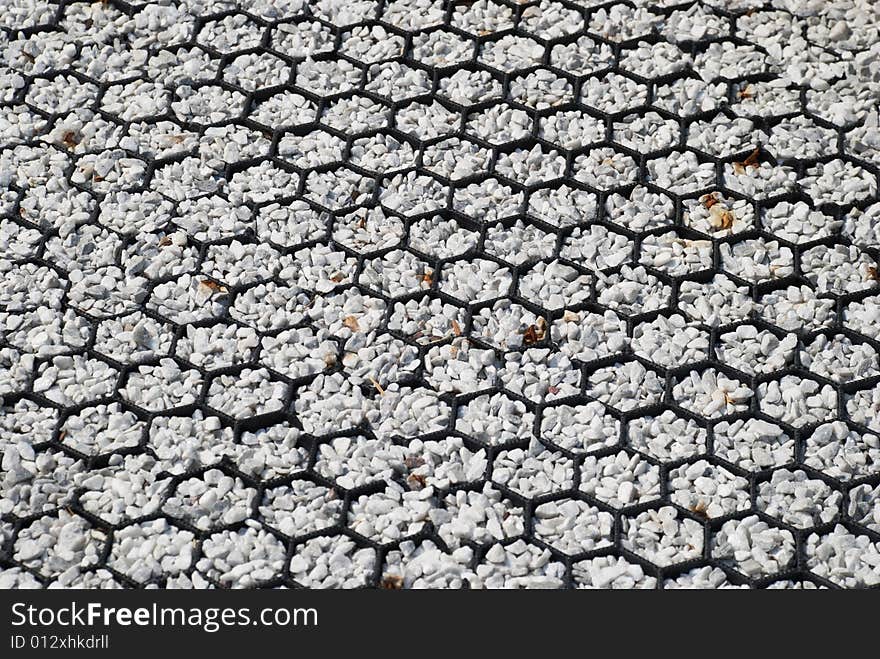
[{"x1": 1, "y1": 0, "x2": 880, "y2": 589}]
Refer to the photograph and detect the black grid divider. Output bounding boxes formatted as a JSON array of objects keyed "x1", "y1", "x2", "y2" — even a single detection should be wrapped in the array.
[{"x1": 1, "y1": 0, "x2": 879, "y2": 589}]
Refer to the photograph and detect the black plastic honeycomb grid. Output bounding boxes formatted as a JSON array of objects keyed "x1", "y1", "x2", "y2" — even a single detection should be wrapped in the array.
[{"x1": 0, "y1": 0, "x2": 879, "y2": 589}]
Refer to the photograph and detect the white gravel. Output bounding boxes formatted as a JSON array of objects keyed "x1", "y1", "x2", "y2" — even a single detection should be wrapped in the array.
[{"x1": 3, "y1": 0, "x2": 880, "y2": 591}]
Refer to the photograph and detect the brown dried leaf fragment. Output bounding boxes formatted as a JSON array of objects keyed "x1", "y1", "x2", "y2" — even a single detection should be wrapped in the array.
[
  {"x1": 342, "y1": 315, "x2": 360, "y2": 332},
  {"x1": 380, "y1": 575, "x2": 404, "y2": 589},
  {"x1": 691, "y1": 500, "x2": 709, "y2": 519},
  {"x1": 199, "y1": 279, "x2": 227, "y2": 294},
  {"x1": 369, "y1": 376, "x2": 385, "y2": 396}
]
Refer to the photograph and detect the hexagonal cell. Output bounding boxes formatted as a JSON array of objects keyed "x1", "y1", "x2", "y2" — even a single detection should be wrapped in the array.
[
  {"x1": 532, "y1": 498, "x2": 613, "y2": 555},
  {"x1": 579, "y1": 450, "x2": 662, "y2": 509},
  {"x1": 595, "y1": 265, "x2": 671, "y2": 316},
  {"x1": 641, "y1": 231, "x2": 714, "y2": 277},
  {"x1": 66, "y1": 265, "x2": 147, "y2": 318},
  {"x1": 848, "y1": 483, "x2": 880, "y2": 533},
  {"x1": 456, "y1": 392, "x2": 534, "y2": 447},
  {"x1": 1, "y1": 398, "x2": 58, "y2": 447},
  {"x1": 687, "y1": 115, "x2": 757, "y2": 158},
  {"x1": 148, "y1": 274, "x2": 229, "y2": 325},
  {"x1": 622, "y1": 506, "x2": 704, "y2": 567},
  {"x1": 33, "y1": 355, "x2": 118, "y2": 406},
  {"x1": 562, "y1": 225, "x2": 632, "y2": 273},
  {"x1": 572, "y1": 147, "x2": 638, "y2": 191},
  {"x1": 805, "y1": 421, "x2": 880, "y2": 481},
  {"x1": 411, "y1": 29, "x2": 474, "y2": 68},
  {"x1": 101, "y1": 80, "x2": 169, "y2": 122},
  {"x1": 440, "y1": 258, "x2": 512, "y2": 304},
  {"x1": 492, "y1": 439, "x2": 574, "y2": 499},
  {"x1": 380, "y1": 539, "x2": 474, "y2": 589},
  {"x1": 122, "y1": 359, "x2": 202, "y2": 412},
  {"x1": 806, "y1": 525, "x2": 880, "y2": 588},
  {"x1": 550, "y1": 34, "x2": 614, "y2": 76},
  {"x1": 581, "y1": 72, "x2": 648, "y2": 114},
  {"x1": 484, "y1": 221, "x2": 555, "y2": 267},
  {"x1": 801, "y1": 333, "x2": 879, "y2": 384},
  {"x1": 228, "y1": 162, "x2": 300, "y2": 205},
  {"x1": 236, "y1": 423, "x2": 309, "y2": 482},
  {"x1": 757, "y1": 375, "x2": 836, "y2": 428},
  {"x1": 435, "y1": 483, "x2": 526, "y2": 549},
  {"x1": 632, "y1": 314, "x2": 709, "y2": 369},
  {"x1": 288, "y1": 534, "x2": 377, "y2": 589},
  {"x1": 721, "y1": 237, "x2": 794, "y2": 283},
  {"x1": 716, "y1": 325, "x2": 796, "y2": 376},
  {"x1": 0, "y1": 307, "x2": 91, "y2": 357},
  {"x1": 437, "y1": 68, "x2": 502, "y2": 106},
  {"x1": 13, "y1": 511, "x2": 106, "y2": 580},
  {"x1": 365, "y1": 62, "x2": 431, "y2": 101},
  {"x1": 801, "y1": 159, "x2": 877, "y2": 206},
  {"x1": 344, "y1": 331, "x2": 420, "y2": 387},
  {"x1": 495, "y1": 144, "x2": 566, "y2": 186},
  {"x1": 466, "y1": 103, "x2": 531, "y2": 145},
  {"x1": 472, "y1": 540, "x2": 565, "y2": 589},
  {"x1": 197, "y1": 526, "x2": 287, "y2": 588},
  {"x1": 107, "y1": 519, "x2": 195, "y2": 584},
  {"x1": 226, "y1": 52, "x2": 292, "y2": 91},
  {"x1": 713, "y1": 418, "x2": 795, "y2": 472},
  {"x1": 59, "y1": 403, "x2": 144, "y2": 457},
  {"x1": 172, "y1": 84, "x2": 247, "y2": 125},
  {"x1": 552, "y1": 309, "x2": 628, "y2": 364},
  {"x1": 654, "y1": 78, "x2": 727, "y2": 118},
  {"x1": 147, "y1": 412, "x2": 235, "y2": 476},
  {"x1": 479, "y1": 34, "x2": 543, "y2": 73},
  {"x1": 258, "y1": 326, "x2": 334, "y2": 380},
  {"x1": 294, "y1": 373, "x2": 368, "y2": 435},
  {"x1": 258, "y1": 480, "x2": 343, "y2": 538},
  {"x1": 368, "y1": 385, "x2": 451, "y2": 440},
  {"x1": 613, "y1": 111, "x2": 679, "y2": 154},
  {"x1": 509, "y1": 68, "x2": 573, "y2": 110},
  {"x1": 762, "y1": 200, "x2": 841, "y2": 244},
  {"x1": 163, "y1": 469, "x2": 257, "y2": 531},
  {"x1": 587, "y1": 362, "x2": 664, "y2": 413},
  {"x1": 803, "y1": 244, "x2": 879, "y2": 296},
  {"x1": 669, "y1": 460, "x2": 751, "y2": 518},
  {"x1": 77, "y1": 454, "x2": 170, "y2": 525},
  {"x1": 517, "y1": 260, "x2": 591, "y2": 311},
  {"x1": 683, "y1": 191, "x2": 754, "y2": 237},
  {"x1": 529, "y1": 184, "x2": 599, "y2": 228},
  {"x1": 759, "y1": 285, "x2": 836, "y2": 333},
  {"x1": 379, "y1": 172, "x2": 448, "y2": 216},
  {"x1": 94, "y1": 311, "x2": 174, "y2": 365},
  {"x1": 395, "y1": 99, "x2": 458, "y2": 140},
  {"x1": 251, "y1": 91, "x2": 318, "y2": 130},
  {"x1": 401, "y1": 437, "x2": 487, "y2": 491},
  {"x1": 757, "y1": 469, "x2": 841, "y2": 529},
  {"x1": 500, "y1": 349, "x2": 581, "y2": 403},
  {"x1": 315, "y1": 436, "x2": 401, "y2": 490},
  {"x1": 348, "y1": 483, "x2": 434, "y2": 544},
  {"x1": 539, "y1": 401, "x2": 619, "y2": 454},
  {"x1": 205, "y1": 368, "x2": 287, "y2": 420},
  {"x1": 573, "y1": 555, "x2": 657, "y2": 589},
  {"x1": 277, "y1": 129, "x2": 345, "y2": 171},
  {"x1": 627, "y1": 411, "x2": 707, "y2": 463},
  {"x1": 647, "y1": 151, "x2": 716, "y2": 194},
  {"x1": 679, "y1": 274, "x2": 754, "y2": 327},
  {"x1": 197, "y1": 14, "x2": 264, "y2": 54},
  {"x1": 0, "y1": 448, "x2": 86, "y2": 518},
  {"x1": 453, "y1": 178, "x2": 523, "y2": 223}
]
